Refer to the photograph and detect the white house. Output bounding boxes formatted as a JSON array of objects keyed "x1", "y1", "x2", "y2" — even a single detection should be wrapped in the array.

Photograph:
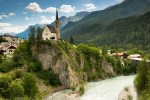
[
  {"x1": 128, "y1": 54, "x2": 141, "y2": 59},
  {"x1": 42, "y1": 9, "x2": 60, "y2": 41},
  {"x1": 42, "y1": 25, "x2": 58, "y2": 40},
  {"x1": 2, "y1": 45, "x2": 17, "y2": 57}
]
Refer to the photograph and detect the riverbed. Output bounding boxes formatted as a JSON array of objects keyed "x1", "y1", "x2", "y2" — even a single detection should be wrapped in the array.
[{"x1": 45, "y1": 75, "x2": 136, "y2": 100}]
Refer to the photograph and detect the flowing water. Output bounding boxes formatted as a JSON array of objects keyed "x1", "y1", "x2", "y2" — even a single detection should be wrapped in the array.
[{"x1": 45, "y1": 75, "x2": 136, "y2": 100}]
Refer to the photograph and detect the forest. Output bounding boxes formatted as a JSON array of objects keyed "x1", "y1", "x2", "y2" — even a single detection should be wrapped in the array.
[{"x1": 62, "y1": 11, "x2": 150, "y2": 50}]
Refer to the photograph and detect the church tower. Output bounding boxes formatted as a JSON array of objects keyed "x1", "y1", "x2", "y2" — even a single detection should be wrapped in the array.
[{"x1": 55, "y1": 9, "x2": 60, "y2": 40}]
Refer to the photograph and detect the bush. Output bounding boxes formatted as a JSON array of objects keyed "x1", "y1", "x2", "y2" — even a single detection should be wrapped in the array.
[
  {"x1": 37, "y1": 69, "x2": 61, "y2": 86},
  {"x1": 71, "y1": 86, "x2": 76, "y2": 91},
  {"x1": 79, "y1": 84, "x2": 84, "y2": 95},
  {"x1": 0, "y1": 76, "x2": 12, "y2": 89},
  {"x1": 15, "y1": 70, "x2": 23, "y2": 78},
  {"x1": 23, "y1": 74, "x2": 38, "y2": 97},
  {"x1": 28, "y1": 57, "x2": 42, "y2": 72},
  {"x1": 6, "y1": 83, "x2": 24, "y2": 99},
  {"x1": 77, "y1": 44, "x2": 101, "y2": 59},
  {"x1": 0, "y1": 61, "x2": 14, "y2": 72},
  {"x1": 12, "y1": 52, "x2": 24, "y2": 67}
]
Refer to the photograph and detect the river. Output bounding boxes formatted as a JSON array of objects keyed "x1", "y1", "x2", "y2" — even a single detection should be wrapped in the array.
[{"x1": 45, "y1": 75, "x2": 136, "y2": 100}]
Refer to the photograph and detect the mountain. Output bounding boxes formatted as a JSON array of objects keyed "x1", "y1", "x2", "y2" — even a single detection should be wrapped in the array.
[
  {"x1": 51, "y1": 11, "x2": 90, "y2": 28},
  {"x1": 61, "y1": 0, "x2": 150, "y2": 43},
  {"x1": 61, "y1": 21, "x2": 76, "y2": 31},
  {"x1": 15, "y1": 24, "x2": 45, "y2": 39},
  {"x1": 64, "y1": 11, "x2": 150, "y2": 49},
  {"x1": 16, "y1": 11, "x2": 90, "y2": 39}
]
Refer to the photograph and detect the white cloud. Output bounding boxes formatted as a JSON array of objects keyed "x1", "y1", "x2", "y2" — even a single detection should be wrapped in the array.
[
  {"x1": 43, "y1": 7, "x2": 56, "y2": 13},
  {"x1": 84, "y1": 3, "x2": 97, "y2": 11},
  {"x1": 9, "y1": 12, "x2": 15, "y2": 16},
  {"x1": 23, "y1": 12, "x2": 27, "y2": 14},
  {"x1": 0, "y1": 25, "x2": 27, "y2": 34},
  {"x1": 0, "y1": 15, "x2": 8, "y2": 19},
  {"x1": 26, "y1": 2, "x2": 76, "y2": 13},
  {"x1": 26, "y1": 2, "x2": 42, "y2": 12},
  {"x1": 0, "y1": 12, "x2": 15, "y2": 19},
  {"x1": 25, "y1": 16, "x2": 30, "y2": 21},
  {"x1": 0, "y1": 23, "x2": 12, "y2": 27},
  {"x1": 59, "y1": 4, "x2": 75, "y2": 13},
  {"x1": 39, "y1": 16, "x2": 55, "y2": 24},
  {"x1": 115, "y1": 0, "x2": 124, "y2": 3}
]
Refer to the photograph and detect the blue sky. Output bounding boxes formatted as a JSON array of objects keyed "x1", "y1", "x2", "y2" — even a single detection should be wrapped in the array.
[{"x1": 0, "y1": 0, "x2": 124, "y2": 34}]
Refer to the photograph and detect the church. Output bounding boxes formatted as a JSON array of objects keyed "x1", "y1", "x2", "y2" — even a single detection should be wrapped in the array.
[{"x1": 42, "y1": 9, "x2": 60, "y2": 41}]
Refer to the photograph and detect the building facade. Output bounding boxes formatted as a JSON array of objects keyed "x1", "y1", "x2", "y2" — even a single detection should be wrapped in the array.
[{"x1": 42, "y1": 9, "x2": 60, "y2": 41}]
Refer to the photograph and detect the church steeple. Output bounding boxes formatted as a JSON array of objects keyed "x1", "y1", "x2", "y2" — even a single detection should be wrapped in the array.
[
  {"x1": 56, "y1": 9, "x2": 59, "y2": 20},
  {"x1": 55, "y1": 8, "x2": 60, "y2": 40}
]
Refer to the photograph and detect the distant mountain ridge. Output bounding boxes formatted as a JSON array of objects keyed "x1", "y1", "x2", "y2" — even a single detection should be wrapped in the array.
[
  {"x1": 61, "y1": 0, "x2": 150, "y2": 39},
  {"x1": 51, "y1": 11, "x2": 90, "y2": 28},
  {"x1": 16, "y1": 11, "x2": 90, "y2": 39},
  {"x1": 15, "y1": 24, "x2": 45, "y2": 39}
]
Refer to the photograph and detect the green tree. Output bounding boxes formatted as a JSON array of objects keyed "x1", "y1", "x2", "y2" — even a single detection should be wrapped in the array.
[
  {"x1": 70, "y1": 36, "x2": 75, "y2": 44},
  {"x1": 0, "y1": 76, "x2": 11, "y2": 89},
  {"x1": 23, "y1": 74, "x2": 38, "y2": 97},
  {"x1": 29, "y1": 26, "x2": 36, "y2": 44},
  {"x1": 36, "y1": 27, "x2": 43, "y2": 50},
  {"x1": 6, "y1": 82, "x2": 24, "y2": 99},
  {"x1": 36, "y1": 27, "x2": 43, "y2": 42},
  {"x1": 135, "y1": 61, "x2": 149, "y2": 93}
]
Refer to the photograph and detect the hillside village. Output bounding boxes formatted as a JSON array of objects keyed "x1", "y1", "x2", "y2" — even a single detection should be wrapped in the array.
[{"x1": 0, "y1": 34, "x2": 24, "y2": 57}]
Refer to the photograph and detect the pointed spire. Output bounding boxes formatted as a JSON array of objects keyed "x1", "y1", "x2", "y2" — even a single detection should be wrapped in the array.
[{"x1": 56, "y1": 8, "x2": 58, "y2": 20}]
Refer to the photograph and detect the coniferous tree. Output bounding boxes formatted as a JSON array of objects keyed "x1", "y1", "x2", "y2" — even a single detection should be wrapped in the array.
[
  {"x1": 135, "y1": 61, "x2": 149, "y2": 93},
  {"x1": 36, "y1": 27, "x2": 43, "y2": 42},
  {"x1": 70, "y1": 36, "x2": 75, "y2": 44},
  {"x1": 36, "y1": 27, "x2": 43, "y2": 48},
  {"x1": 29, "y1": 26, "x2": 36, "y2": 45}
]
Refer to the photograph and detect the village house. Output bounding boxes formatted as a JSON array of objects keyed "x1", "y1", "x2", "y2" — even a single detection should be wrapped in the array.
[
  {"x1": 2, "y1": 34, "x2": 24, "y2": 45},
  {"x1": 128, "y1": 54, "x2": 141, "y2": 59},
  {"x1": 3, "y1": 45, "x2": 17, "y2": 55},
  {"x1": 0, "y1": 34, "x2": 24, "y2": 57},
  {"x1": 111, "y1": 52, "x2": 128, "y2": 59},
  {"x1": 42, "y1": 9, "x2": 60, "y2": 41}
]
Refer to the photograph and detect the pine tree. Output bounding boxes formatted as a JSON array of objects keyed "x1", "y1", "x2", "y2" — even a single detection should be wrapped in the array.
[
  {"x1": 70, "y1": 36, "x2": 75, "y2": 44},
  {"x1": 135, "y1": 61, "x2": 149, "y2": 93},
  {"x1": 36, "y1": 27, "x2": 43, "y2": 48},
  {"x1": 29, "y1": 26, "x2": 36, "y2": 45}
]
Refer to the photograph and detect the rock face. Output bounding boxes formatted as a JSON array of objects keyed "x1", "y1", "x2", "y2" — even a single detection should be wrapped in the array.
[
  {"x1": 101, "y1": 60, "x2": 116, "y2": 76},
  {"x1": 37, "y1": 45, "x2": 80, "y2": 87},
  {"x1": 35, "y1": 42, "x2": 116, "y2": 88}
]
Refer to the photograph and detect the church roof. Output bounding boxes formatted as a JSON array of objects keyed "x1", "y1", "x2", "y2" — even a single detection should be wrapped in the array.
[{"x1": 46, "y1": 25, "x2": 56, "y2": 33}]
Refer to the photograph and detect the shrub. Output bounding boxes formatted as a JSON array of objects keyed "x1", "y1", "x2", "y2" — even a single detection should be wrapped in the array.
[
  {"x1": 0, "y1": 76, "x2": 12, "y2": 89},
  {"x1": 77, "y1": 44, "x2": 100, "y2": 59},
  {"x1": 27, "y1": 58, "x2": 42, "y2": 72},
  {"x1": 6, "y1": 83, "x2": 24, "y2": 99},
  {"x1": 79, "y1": 84, "x2": 84, "y2": 95},
  {"x1": 71, "y1": 86, "x2": 76, "y2": 91},
  {"x1": 23, "y1": 74, "x2": 38, "y2": 97},
  {"x1": 15, "y1": 70, "x2": 23, "y2": 78},
  {"x1": 37, "y1": 69, "x2": 61, "y2": 86},
  {"x1": 0, "y1": 61, "x2": 13, "y2": 72},
  {"x1": 12, "y1": 52, "x2": 24, "y2": 67}
]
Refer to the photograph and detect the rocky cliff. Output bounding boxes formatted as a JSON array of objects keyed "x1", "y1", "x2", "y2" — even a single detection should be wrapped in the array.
[{"x1": 33, "y1": 41, "x2": 116, "y2": 88}]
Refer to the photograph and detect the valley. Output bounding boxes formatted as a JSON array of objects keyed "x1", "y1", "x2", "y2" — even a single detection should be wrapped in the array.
[{"x1": 0, "y1": 0, "x2": 150, "y2": 99}]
